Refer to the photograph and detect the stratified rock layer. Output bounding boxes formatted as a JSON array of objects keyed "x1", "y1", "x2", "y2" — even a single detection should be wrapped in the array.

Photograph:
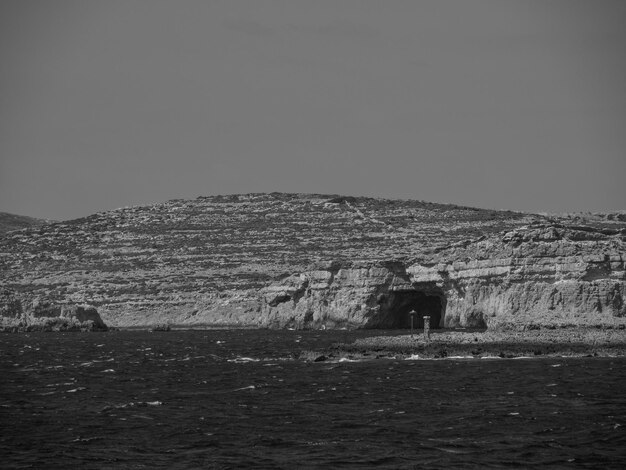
[
  {"x1": 413, "y1": 225, "x2": 625, "y2": 328},
  {"x1": 260, "y1": 225, "x2": 625, "y2": 329},
  {"x1": 1, "y1": 193, "x2": 624, "y2": 329},
  {"x1": 0, "y1": 290, "x2": 107, "y2": 331}
]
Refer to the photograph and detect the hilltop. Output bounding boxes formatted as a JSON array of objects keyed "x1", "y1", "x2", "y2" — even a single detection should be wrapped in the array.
[
  {"x1": 1, "y1": 193, "x2": 624, "y2": 329},
  {"x1": 0, "y1": 212, "x2": 49, "y2": 234}
]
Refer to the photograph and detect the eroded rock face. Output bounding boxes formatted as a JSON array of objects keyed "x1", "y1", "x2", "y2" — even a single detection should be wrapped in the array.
[
  {"x1": 260, "y1": 225, "x2": 625, "y2": 329},
  {"x1": 61, "y1": 305, "x2": 108, "y2": 330},
  {"x1": 0, "y1": 293, "x2": 108, "y2": 331},
  {"x1": 411, "y1": 226, "x2": 625, "y2": 329}
]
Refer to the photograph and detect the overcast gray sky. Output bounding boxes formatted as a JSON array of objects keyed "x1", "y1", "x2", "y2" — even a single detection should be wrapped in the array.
[{"x1": 1, "y1": 0, "x2": 625, "y2": 220}]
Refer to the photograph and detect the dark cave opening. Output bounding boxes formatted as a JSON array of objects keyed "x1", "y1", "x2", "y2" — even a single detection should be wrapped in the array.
[{"x1": 373, "y1": 289, "x2": 445, "y2": 329}]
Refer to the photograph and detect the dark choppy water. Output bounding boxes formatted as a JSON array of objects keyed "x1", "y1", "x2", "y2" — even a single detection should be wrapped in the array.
[{"x1": 1, "y1": 329, "x2": 625, "y2": 469}]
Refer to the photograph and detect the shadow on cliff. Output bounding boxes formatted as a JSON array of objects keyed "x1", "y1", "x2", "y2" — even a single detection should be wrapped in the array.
[{"x1": 366, "y1": 289, "x2": 448, "y2": 329}]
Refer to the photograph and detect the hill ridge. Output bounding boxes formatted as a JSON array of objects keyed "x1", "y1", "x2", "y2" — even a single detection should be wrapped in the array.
[{"x1": 0, "y1": 211, "x2": 50, "y2": 234}]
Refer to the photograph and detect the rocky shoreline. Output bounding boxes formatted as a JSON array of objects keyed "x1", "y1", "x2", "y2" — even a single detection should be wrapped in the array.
[{"x1": 302, "y1": 328, "x2": 626, "y2": 361}]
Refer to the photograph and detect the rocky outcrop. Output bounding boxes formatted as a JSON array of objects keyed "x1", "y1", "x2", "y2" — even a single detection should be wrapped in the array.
[
  {"x1": 0, "y1": 193, "x2": 624, "y2": 329},
  {"x1": 60, "y1": 305, "x2": 108, "y2": 330},
  {"x1": 0, "y1": 292, "x2": 108, "y2": 331}
]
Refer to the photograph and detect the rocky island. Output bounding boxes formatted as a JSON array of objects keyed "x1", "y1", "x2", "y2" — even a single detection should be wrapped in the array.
[{"x1": 1, "y1": 193, "x2": 624, "y2": 337}]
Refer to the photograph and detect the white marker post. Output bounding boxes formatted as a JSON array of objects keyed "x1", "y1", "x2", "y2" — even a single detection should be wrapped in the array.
[
  {"x1": 409, "y1": 310, "x2": 417, "y2": 338},
  {"x1": 423, "y1": 315, "x2": 431, "y2": 341}
]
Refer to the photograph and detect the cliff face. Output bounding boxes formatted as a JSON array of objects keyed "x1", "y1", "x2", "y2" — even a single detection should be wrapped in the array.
[
  {"x1": 260, "y1": 225, "x2": 625, "y2": 329},
  {"x1": 1, "y1": 193, "x2": 624, "y2": 329},
  {"x1": 409, "y1": 226, "x2": 625, "y2": 329},
  {"x1": 0, "y1": 290, "x2": 107, "y2": 332}
]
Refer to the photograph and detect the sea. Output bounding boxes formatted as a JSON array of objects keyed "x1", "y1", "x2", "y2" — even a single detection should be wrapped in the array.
[{"x1": 1, "y1": 329, "x2": 625, "y2": 469}]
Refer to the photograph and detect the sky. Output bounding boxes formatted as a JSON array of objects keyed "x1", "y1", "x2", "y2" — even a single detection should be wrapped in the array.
[{"x1": 1, "y1": 0, "x2": 625, "y2": 220}]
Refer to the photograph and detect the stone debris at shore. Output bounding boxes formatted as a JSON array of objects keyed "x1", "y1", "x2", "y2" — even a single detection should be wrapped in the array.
[{"x1": 302, "y1": 328, "x2": 626, "y2": 361}]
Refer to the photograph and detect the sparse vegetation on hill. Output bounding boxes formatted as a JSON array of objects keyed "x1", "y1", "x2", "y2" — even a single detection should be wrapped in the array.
[
  {"x1": 0, "y1": 212, "x2": 48, "y2": 234},
  {"x1": 0, "y1": 193, "x2": 624, "y2": 328}
]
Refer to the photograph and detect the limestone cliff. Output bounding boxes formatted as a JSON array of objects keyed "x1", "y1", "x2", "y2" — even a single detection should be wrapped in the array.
[
  {"x1": 259, "y1": 224, "x2": 625, "y2": 330},
  {"x1": 0, "y1": 290, "x2": 108, "y2": 332},
  {"x1": 410, "y1": 225, "x2": 625, "y2": 329},
  {"x1": 0, "y1": 193, "x2": 624, "y2": 329}
]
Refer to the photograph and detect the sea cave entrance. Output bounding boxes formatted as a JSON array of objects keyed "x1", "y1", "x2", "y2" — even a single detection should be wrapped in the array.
[{"x1": 372, "y1": 289, "x2": 445, "y2": 329}]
